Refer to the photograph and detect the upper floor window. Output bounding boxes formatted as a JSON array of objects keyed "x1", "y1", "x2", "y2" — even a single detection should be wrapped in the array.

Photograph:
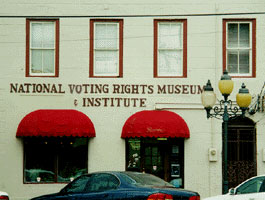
[
  {"x1": 223, "y1": 19, "x2": 256, "y2": 78},
  {"x1": 26, "y1": 19, "x2": 59, "y2": 77},
  {"x1": 154, "y1": 19, "x2": 187, "y2": 78},
  {"x1": 89, "y1": 19, "x2": 123, "y2": 78}
]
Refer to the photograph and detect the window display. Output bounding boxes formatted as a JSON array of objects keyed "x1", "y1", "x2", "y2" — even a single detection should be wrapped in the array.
[{"x1": 24, "y1": 138, "x2": 88, "y2": 183}]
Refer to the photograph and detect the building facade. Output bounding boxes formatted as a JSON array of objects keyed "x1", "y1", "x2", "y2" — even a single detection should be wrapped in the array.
[{"x1": 0, "y1": 0, "x2": 265, "y2": 199}]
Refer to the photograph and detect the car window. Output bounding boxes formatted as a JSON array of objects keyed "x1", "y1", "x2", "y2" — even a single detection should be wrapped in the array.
[
  {"x1": 122, "y1": 172, "x2": 172, "y2": 187},
  {"x1": 236, "y1": 177, "x2": 265, "y2": 194},
  {"x1": 259, "y1": 180, "x2": 265, "y2": 192},
  {"x1": 63, "y1": 175, "x2": 91, "y2": 193},
  {"x1": 119, "y1": 173, "x2": 137, "y2": 185},
  {"x1": 87, "y1": 173, "x2": 120, "y2": 192}
]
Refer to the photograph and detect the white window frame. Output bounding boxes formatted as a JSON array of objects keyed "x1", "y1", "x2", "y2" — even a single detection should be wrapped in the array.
[
  {"x1": 29, "y1": 21, "x2": 56, "y2": 77},
  {"x1": 157, "y1": 22, "x2": 184, "y2": 77},
  {"x1": 226, "y1": 21, "x2": 253, "y2": 77},
  {"x1": 93, "y1": 22, "x2": 120, "y2": 77}
]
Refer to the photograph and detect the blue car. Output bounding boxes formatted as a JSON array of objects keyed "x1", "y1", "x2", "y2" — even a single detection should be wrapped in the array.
[{"x1": 31, "y1": 171, "x2": 200, "y2": 200}]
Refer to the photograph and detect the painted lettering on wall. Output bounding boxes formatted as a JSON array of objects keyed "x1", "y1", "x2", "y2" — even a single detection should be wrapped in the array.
[
  {"x1": 10, "y1": 83, "x2": 65, "y2": 94},
  {"x1": 10, "y1": 83, "x2": 203, "y2": 107}
]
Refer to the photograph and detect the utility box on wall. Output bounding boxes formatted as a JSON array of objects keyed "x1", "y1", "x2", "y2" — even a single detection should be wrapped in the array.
[{"x1": 209, "y1": 148, "x2": 217, "y2": 162}]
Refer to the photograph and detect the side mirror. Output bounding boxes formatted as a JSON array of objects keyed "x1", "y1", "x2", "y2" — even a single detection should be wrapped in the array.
[{"x1": 229, "y1": 188, "x2": 235, "y2": 195}]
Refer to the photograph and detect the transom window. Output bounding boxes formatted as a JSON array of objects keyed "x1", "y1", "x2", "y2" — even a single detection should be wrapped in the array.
[
  {"x1": 154, "y1": 19, "x2": 187, "y2": 78},
  {"x1": 89, "y1": 19, "x2": 123, "y2": 78},
  {"x1": 26, "y1": 19, "x2": 59, "y2": 77},
  {"x1": 223, "y1": 19, "x2": 256, "y2": 78}
]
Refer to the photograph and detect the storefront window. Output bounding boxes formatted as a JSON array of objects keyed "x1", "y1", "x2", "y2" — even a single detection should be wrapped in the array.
[
  {"x1": 127, "y1": 139, "x2": 141, "y2": 171},
  {"x1": 24, "y1": 138, "x2": 88, "y2": 183}
]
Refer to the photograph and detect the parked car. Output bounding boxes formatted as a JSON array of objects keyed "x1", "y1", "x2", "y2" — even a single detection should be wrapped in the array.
[
  {"x1": 31, "y1": 171, "x2": 200, "y2": 200},
  {"x1": 203, "y1": 175, "x2": 265, "y2": 200},
  {"x1": 0, "y1": 191, "x2": 9, "y2": 200}
]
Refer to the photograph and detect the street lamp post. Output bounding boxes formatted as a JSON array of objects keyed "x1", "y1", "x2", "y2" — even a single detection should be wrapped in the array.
[{"x1": 201, "y1": 71, "x2": 252, "y2": 194}]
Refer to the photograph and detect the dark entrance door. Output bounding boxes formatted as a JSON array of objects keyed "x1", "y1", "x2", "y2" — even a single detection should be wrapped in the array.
[
  {"x1": 142, "y1": 142, "x2": 166, "y2": 180},
  {"x1": 224, "y1": 117, "x2": 256, "y2": 189},
  {"x1": 126, "y1": 138, "x2": 184, "y2": 187},
  {"x1": 141, "y1": 139, "x2": 184, "y2": 185}
]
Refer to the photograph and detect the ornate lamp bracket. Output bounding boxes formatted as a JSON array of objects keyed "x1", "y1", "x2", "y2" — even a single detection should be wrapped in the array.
[{"x1": 206, "y1": 99, "x2": 246, "y2": 120}]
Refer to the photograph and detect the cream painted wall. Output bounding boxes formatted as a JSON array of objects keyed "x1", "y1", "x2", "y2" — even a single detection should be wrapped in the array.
[{"x1": 0, "y1": 0, "x2": 265, "y2": 199}]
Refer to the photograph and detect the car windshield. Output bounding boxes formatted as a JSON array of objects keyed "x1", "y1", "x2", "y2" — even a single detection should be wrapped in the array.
[{"x1": 122, "y1": 172, "x2": 173, "y2": 187}]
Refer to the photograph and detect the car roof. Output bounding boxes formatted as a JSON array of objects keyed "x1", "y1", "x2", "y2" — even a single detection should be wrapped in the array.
[
  {"x1": 0, "y1": 191, "x2": 8, "y2": 196},
  {"x1": 83, "y1": 171, "x2": 143, "y2": 176}
]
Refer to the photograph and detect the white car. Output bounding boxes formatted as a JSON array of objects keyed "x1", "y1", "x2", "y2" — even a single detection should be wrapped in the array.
[
  {"x1": 204, "y1": 175, "x2": 265, "y2": 200},
  {"x1": 0, "y1": 191, "x2": 9, "y2": 200}
]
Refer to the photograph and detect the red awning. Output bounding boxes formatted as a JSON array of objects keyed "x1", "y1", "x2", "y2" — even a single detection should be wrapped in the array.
[
  {"x1": 121, "y1": 110, "x2": 190, "y2": 138},
  {"x1": 16, "y1": 109, "x2": 96, "y2": 137}
]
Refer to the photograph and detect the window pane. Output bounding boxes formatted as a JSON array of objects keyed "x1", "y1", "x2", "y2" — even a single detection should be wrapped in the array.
[
  {"x1": 237, "y1": 177, "x2": 264, "y2": 194},
  {"x1": 94, "y1": 50, "x2": 118, "y2": 74},
  {"x1": 24, "y1": 140, "x2": 55, "y2": 183},
  {"x1": 42, "y1": 23, "x2": 55, "y2": 48},
  {"x1": 228, "y1": 24, "x2": 238, "y2": 48},
  {"x1": 152, "y1": 157, "x2": 158, "y2": 165},
  {"x1": 30, "y1": 21, "x2": 56, "y2": 75},
  {"x1": 31, "y1": 50, "x2": 43, "y2": 73},
  {"x1": 31, "y1": 50, "x2": 55, "y2": 74},
  {"x1": 239, "y1": 24, "x2": 250, "y2": 48},
  {"x1": 31, "y1": 23, "x2": 43, "y2": 48},
  {"x1": 24, "y1": 138, "x2": 88, "y2": 183},
  {"x1": 153, "y1": 147, "x2": 158, "y2": 156},
  {"x1": 159, "y1": 23, "x2": 181, "y2": 49},
  {"x1": 64, "y1": 175, "x2": 91, "y2": 193},
  {"x1": 239, "y1": 50, "x2": 250, "y2": 73},
  {"x1": 31, "y1": 22, "x2": 55, "y2": 48},
  {"x1": 95, "y1": 23, "x2": 118, "y2": 49},
  {"x1": 227, "y1": 50, "x2": 238, "y2": 73},
  {"x1": 89, "y1": 174, "x2": 119, "y2": 192},
  {"x1": 145, "y1": 157, "x2": 151, "y2": 165},
  {"x1": 43, "y1": 50, "x2": 55, "y2": 73},
  {"x1": 159, "y1": 24, "x2": 170, "y2": 48},
  {"x1": 127, "y1": 139, "x2": 141, "y2": 170},
  {"x1": 145, "y1": 146, "x2": 151, "y2": 156},
  {"x1": 58, "y1": 138, "x2": 88, "y2": 182},
  {"x1": 106, "y1": 24, "x2": 118, "y2": 48},
  {"x1": 123, "y1": 172, "x2": 172, "y2": 187},
  {"x1": 158, "y1": 50, "x2": 182, "y2": 76}
]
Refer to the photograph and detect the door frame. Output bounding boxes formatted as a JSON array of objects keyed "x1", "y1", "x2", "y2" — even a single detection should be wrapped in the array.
[{"x1": 125, "y1": 138, "x2": 184, "y2": 187}]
